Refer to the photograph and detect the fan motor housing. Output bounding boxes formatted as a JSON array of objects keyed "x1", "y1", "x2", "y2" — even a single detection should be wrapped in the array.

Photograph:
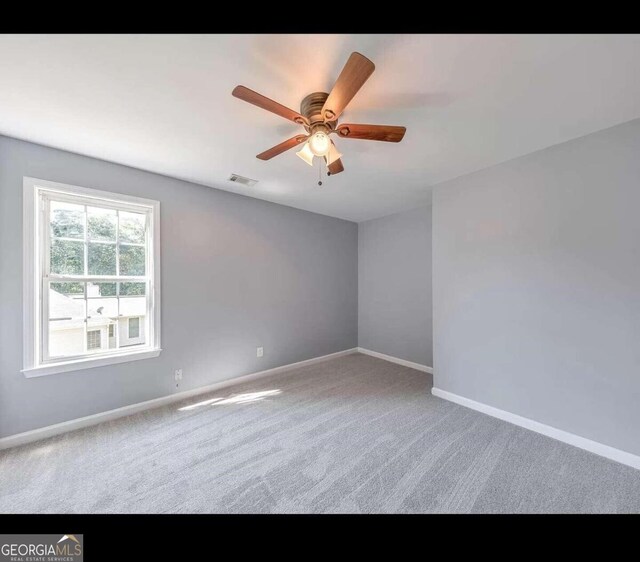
[{"x1": 301, "y1": 92, "x2": 335, "y2": 130}]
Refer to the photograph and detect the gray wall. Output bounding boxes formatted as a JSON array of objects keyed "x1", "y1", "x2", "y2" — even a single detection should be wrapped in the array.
[
  {"x1": 0, "y1": 135, "x2": 358, "y2": 438},
  {"x1": 358, "y1": 206, "x2": 432, "y2": 366},
  {"x1": 433, "y1": 118, "x2": 640, "y2": 456}
]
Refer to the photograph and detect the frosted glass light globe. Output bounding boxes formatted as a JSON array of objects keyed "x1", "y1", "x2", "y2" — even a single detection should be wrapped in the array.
[
  {"x1": 308, "y1": 131, "x2": 330, "y2": 157},
  {"x1": 296, "y1": 142, "x2": 315, "y2": 166}
]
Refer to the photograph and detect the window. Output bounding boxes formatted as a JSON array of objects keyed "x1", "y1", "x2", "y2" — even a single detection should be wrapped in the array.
[
  {"x1": 87, "y1": 330, "x2": 102, "y2": 350},
  {"x1": 128, "y1": 317, "x2": 140, "y2": 339},
  {"x1": 23, "y1": 177, "x2": 161, "y2": 377}
]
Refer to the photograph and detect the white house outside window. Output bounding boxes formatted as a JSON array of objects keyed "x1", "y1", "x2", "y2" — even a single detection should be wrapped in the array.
[{"x1": 23, "y1": 177, "x2": 161, "y2": 377}]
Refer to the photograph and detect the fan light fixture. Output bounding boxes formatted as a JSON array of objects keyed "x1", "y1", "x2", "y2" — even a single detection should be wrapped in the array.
[
  {"x1": 296, "y1": 142, "x2": 315, "y2": 166},
  {"x1": 308, "y1": 130, "x2": 330, "y2": 157},
  {"x1": 297, "y1": 136, "x2": 342, "y2": 167}
]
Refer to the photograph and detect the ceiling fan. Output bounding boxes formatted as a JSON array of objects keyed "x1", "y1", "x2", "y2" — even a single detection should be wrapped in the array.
[{"x1": 232, "y1": 52, "x2": 406, "y2": 176}]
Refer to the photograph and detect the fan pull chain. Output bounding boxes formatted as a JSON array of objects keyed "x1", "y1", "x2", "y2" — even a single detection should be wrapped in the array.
[{"x1": 318, "y1": 160, "x2": 322, "y2": 187}]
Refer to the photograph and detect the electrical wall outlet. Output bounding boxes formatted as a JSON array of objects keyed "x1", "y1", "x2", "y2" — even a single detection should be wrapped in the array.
[
  {"x1": 257, "y1": 347, "x2": 264, "y2": 358},
  {"x1": 175, "y1": 369, "x2": 183, "y2": 381}
]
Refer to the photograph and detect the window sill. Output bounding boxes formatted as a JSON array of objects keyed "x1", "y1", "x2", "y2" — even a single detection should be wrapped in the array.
[{"x1": 22, "y1": 348, "x2": 162, "y2": 378}]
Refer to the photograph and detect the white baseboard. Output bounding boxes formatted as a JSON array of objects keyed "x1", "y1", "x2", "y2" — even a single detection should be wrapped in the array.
[
  {"x1": 431, "y1": 387, "x2": 640, "y2": 471},
  {"x1": 0, "y1": 348, "x2": 358, "y2": 451},
  {"x1": 357, "y1": 347, "x2": 433, "y2": 374}
]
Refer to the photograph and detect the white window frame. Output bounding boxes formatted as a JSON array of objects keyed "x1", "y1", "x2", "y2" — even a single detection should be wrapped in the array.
[{"x1": 22, "y1": 177, "x2": 161, "y2": 377}]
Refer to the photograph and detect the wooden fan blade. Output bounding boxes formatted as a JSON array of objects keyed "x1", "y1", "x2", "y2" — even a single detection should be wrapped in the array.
[
  {"x1": 256, "y1": 135, "x2": 308, "y2": 160},
  {"x1": 336, "y1": 123, "x2": 406, "y2": 142},
  {"x1": 327, "y1": 158, "x2": 344, "y2": 175},
  {"x1": 233, "y1": 85, "x2": 308, "y2": 126},
  {"x1": 322, "y1": 52, "x2": 375, "y2": 122}
]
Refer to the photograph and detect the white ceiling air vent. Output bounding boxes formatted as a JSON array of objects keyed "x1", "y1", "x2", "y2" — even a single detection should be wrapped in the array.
[{"x1": 228, "y1": 174, "x2": 258, "y2": 187}]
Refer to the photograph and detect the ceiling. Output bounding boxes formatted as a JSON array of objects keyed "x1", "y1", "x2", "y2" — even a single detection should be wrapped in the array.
[{"x1": 1, "y1": 34, "x2": 640, "y2": 222}]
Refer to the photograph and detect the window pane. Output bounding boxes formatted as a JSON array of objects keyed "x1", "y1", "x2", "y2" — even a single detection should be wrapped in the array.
[
  {"x1": 88, "y1": 206, "x2": 116, "y2": 241},
  {"x1": 119, "y1": 211, "x2": 146, "y2": 244},
  {"x1": 50, "y1": 201, "x2": 84, "y2": 239},
  {"x1": 86, "y1": 280, "x2": 118, "y2": 348},
  {"x1": 119, "y1": 282, "x2": 146, "y2": 296},
  {"x1": 88, "y1": 243, "x2": 116, "y2": 275},
  {"x1": 48, "y1": 282, "x2": 86, "y2": 358},
  {"x1": 51, "y1": 282, "x2": 84, "y2": 296},
  {"x1": 119, "y1": 245, "x2": 145, "y2": 275},
  {"x1": 119, "y1": 282, "x2": 146, "y2": 344},
  {"x1": 50, "y1": 239, "x2": 84, "y2": 275},
  {"x1": 89, "y1": 282, "x2": 117, "y2": 297}
]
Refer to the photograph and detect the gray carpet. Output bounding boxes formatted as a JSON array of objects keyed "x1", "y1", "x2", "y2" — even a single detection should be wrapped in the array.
[{"x1": 1, "y1": 353, "x2": 639, "y2": 513}]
